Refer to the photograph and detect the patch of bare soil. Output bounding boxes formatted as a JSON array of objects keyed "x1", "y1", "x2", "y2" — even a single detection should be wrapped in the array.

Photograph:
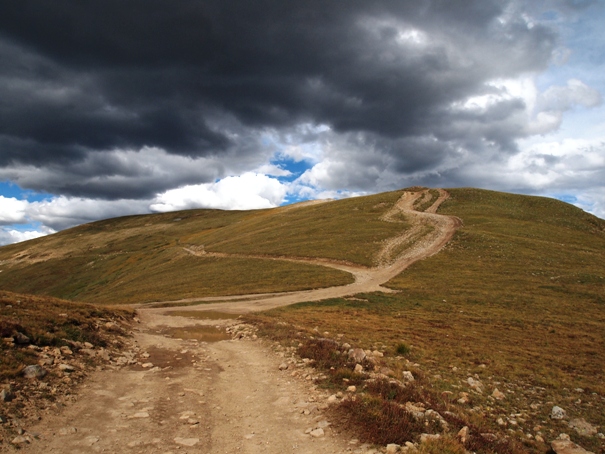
[{"x1": 16, "y1": 312, "x2": 368, "y2": 453}]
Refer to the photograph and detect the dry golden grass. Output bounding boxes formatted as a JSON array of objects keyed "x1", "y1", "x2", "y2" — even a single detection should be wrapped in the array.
[
  {"x1": 0, "y1": 190, "x2": 410, "y2": 304},
  {"x1": 0, "y1": 291, "x2": 133, "y2": 379},
  {"x1": 250, "y1": 188, "x2": 605, "y2": 453}
]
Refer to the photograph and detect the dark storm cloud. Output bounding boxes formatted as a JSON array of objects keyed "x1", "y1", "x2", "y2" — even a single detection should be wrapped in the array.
[{"x1": 0, "y1": 0, "x2": 559, "y2": 198}]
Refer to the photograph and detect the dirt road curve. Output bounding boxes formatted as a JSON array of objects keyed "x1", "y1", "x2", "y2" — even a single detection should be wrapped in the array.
[
  {"x1": 147, "y1": 188, "x2": 461, "y2": 314},
  {"x1": 21, "y1": 189, "x2": 460, "y2": 454}
]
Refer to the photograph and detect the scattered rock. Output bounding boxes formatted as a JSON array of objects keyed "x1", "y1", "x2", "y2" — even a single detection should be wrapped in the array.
[
  {"x1": 22, "y1": 364, "x2": 47, "y2": 379},
  {"x1": 372, "y1": 350, "x2": 384, "y2": 358},
  {"x1": 0, "y1": 386, "x2": 14, "y2": 402},
  {"x1": 354, "y1": 364, "x2": 363, "y2": 373},
  {"x1": 457, "y1": 392, "x2": 470, "y2": 405},
  {"x1": 402, "y1": 371, "x2": 414, "y2": 382},
  {"x1": 59, "y1": 427, "x2": 78, "y2": 435},
  {"x1": 349, "y1": 348, "x2": 366, "y2": 363},
  {"x1": 569, "y1": 418, "x2": 598, "y2": 437},
  {"x1": 58, "y1": 364, "x2": 75, "y2": 372},
  {"x1": 467, "y1": 377, "x2": 483, "y2": 393},
  {"x1": 457, "y1": 426, "x2": 469, "y2": 443},
  {"x1": 174, "y1": 437, "x2": 200, "y2": 447},
  {"x1": 347, "y1": 385, "x2": 357, "y2": 392},
  {"x1": 551, "y1": 439, "x2": 595, "y2": 454},
  {"x1": 551, "y1": 406, "x2": 567, "y2": 420},
  {"x1": 14, "y1": 332, "x2": 30, "y2": 345},
  {"x1": 420, "y1": 433, "x2": 440, "y2": 443},
  {"x1": 492, "y1": 388, "x2": 505, "y2": 400},
  {"x1": 278, "y1": 362, "x2": 289, "y2": 370},
  {"x1": 386, "y1": 443, "x2": 401, "y2": 453},
  {"x1": 11, "y1": 435, "x2": 29, "y2": 445},
  {"x1": 309, "y1": 428, "x2": 324, "y2": 438}
]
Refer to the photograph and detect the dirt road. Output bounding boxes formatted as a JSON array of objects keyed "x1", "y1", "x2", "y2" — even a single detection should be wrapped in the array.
[
  {"x1": 20, "y1": 189, "x2": 459, "y2": 453},
  {"x1": 145, "y1": 189, "x2": 461, "y2": 314}
]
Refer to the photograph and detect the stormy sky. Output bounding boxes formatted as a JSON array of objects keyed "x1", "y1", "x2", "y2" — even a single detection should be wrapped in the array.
[{"x1": 1, "y1": 0, "x2": 604, "y2": 244}]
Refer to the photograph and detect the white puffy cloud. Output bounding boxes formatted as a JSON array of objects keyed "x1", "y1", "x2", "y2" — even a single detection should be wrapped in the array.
[
  {"x1": 28, "y1": 197, "x2": 151, "y2": 231},
  {"x1": 0, "y1": 226, "x2": 55, "y2": 246},
  {"x1": 150, "y1": 173, "x2": 288, "y2": 212},
  {"x1": 540, "y1": 79, "x2": 602, "y2": 111},
  {"x1": 0, "y1": 196, "x2": 28, "y2": 224}
]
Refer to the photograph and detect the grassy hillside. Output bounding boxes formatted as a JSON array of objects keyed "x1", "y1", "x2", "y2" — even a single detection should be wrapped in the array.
[
  {"x1": 0, "y1": 190, "x2": 407, "y2": 305},
  {"x1": 252, "y1": 188, "x2": 605, "y2": 453}
]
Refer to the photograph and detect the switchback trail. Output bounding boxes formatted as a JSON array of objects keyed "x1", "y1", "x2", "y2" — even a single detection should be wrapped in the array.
[
  {"x1": 145, "y1": 188, "x2": 461, "y2": 314},
  {"x1": 19, "y1": 188, "x2": 460, "y2": 454}
]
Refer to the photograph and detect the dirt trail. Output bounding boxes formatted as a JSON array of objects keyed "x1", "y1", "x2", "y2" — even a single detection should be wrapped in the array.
[
  {"x1": 145, "y1": 188, "x2": 461, "y2": 314},
  {"x1": 23, "y1": 312, "x2": 362, "y2": 453},
  {"x1": 20, "y1": 189, "x2": 459, "y2": 453}
]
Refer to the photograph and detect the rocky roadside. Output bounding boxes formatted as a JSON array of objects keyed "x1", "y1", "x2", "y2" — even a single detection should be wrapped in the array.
[
  {"x1": 0, "y1": 317, "x2": 134, "y2": 450},
  {"x1": 251, "y1": 320, "x2": 605, "y2": 454}
]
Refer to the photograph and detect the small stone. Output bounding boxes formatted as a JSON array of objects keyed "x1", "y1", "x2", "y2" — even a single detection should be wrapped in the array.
[
  {"x1": 60, "y1": 346, "x2": 73, "y2": 356},
  {"x1": 130, "y1": 411, "x2": 150, "y2": 418},
  {"x1": 420, "y1": 434, "x2": 440, "y2": 443},
  {"x1": 492, "y1": 388, "x2": 505, "y2": 400},
  {"x1": 174, "y1": 437, "x2": 200, "y2": 447},
  {"x1": 22, "y1": 364, "x2": 47, "y2": 379},
  {"x1": 457, "y1": 426, "x2": 469, "y2": 443},
  {"x1": 354, "y1": 364, "x2": 363, "y2": 373},
  {"x1": 11, "y1": 436, "x2": 29, "y2": 445},
  {"x1": 59, "y1": 427, "x2": 78, "y2": 435},
  {"x1": 58, "y1": 364, "x2": 75, "y2": 372},
  {"x1": 327, "y1": 394, "x2": 338, "y2": 403},
  {"x1": 372, "y1": 350, "x2": 384, "y2": 357},
  {"x1": 349, "y1": 348, "x2": 366, "y2": 363},
  {"x1": 386, "y1": 443, "x2": 400, "y2": 453},
  {"x1": 535, "y1": 435, "x2": 545, "y2": 443},
  {"x1": 347, "y1": 385, "x2": 357, "y2": 392},
  {"x1": 309, "y1": 428, "x2": 324, "y2": 438},
  {"x1": 141, "y1": 362, "x2": 154, "y2": 368},
  {"x1": 14, "y1": 332, "x2": 30, "y2": 345},
  {"x1": 551, "y1": 439, "x2": 595, "y2": 454},
  {"x1": 0, "y1": 387, "x2": 14, "y2": 402},
  {"x1": 457, "y1": 392, "x2": 470, "y2": 404},
  {"x1": 596, "y1": 433, "x2": 604, "y2": 439},
  {"x1": 467, "y1": 377, "x2": 483, "y2": 393},
  {"x1": 402, "y1": 371, "x2": 414, "y2": 382},
  {"x1": 279, "y1": 362, "x2": 289, "y2": 370},
  {"x1": 569, "y1": 418, "x2": 598, "y2": 437},
  {"x1": 496, "y1": 417, "x2": 505, "y2": 426},
  {"x1": 551, "y1": 406, "x2": 567, "y2": 420}
]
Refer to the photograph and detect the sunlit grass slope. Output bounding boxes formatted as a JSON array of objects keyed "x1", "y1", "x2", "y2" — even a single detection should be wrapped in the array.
[
  {"x1": 254, "y1": 188, "x2": 605, "y2": 449},
  {"x1": 0, "y1": 190, "x2": 406, "y2": 305}
]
